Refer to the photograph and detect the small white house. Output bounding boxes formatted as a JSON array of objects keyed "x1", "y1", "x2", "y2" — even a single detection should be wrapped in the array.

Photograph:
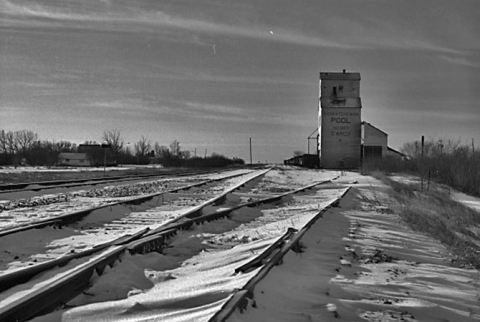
[{"x1": 58, "y1": 153, "x2": 90, "y2": 166}]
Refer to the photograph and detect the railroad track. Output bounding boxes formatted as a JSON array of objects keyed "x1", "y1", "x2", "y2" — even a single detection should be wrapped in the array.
[
  {"x1": 0, "y1": 168, "x2": 263, "y2": 270},
  {"x1": 0, "y1": 168, "x2": 255, "y2": 234},
  {"x1": 0, "y1": 167, "x2": 346, "y2": 322},
  {"x1": 209, "y1": 186, "x2": 351, "y2": 322},
  {"x1": 0, "y1": 168, "x2": 245, "y2": 210},
  {"x1": 0, "y1": 168, "x2": 221, "y2": 193}
]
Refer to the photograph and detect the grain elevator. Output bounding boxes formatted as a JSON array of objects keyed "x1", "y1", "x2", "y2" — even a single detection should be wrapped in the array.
[{"x1": 319, "y1": 70, "x2": 362, "y2": 169}]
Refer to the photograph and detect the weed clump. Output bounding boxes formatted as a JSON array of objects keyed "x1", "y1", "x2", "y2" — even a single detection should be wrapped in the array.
[{"x1": 374, "y1": 172, "x2": 480, "y2": 269}]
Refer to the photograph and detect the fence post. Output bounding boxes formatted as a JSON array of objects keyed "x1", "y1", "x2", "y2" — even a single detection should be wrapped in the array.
[
  {"x1": 421, "y1": 136, "x2": 424, "y2": 192},
  {"x1": 427, "y1": 169, "x2": 431, "y2": 191}
]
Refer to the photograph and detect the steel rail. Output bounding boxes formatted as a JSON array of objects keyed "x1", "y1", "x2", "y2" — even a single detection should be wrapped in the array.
[
  {"x1": 0, "y1": 168, "x2": 273, "y2": 322},
  {"x1": 0, "y1": 246, "x2": 127, "y2": 322},
  {"x1": 0, "y1": 228, "x2": 150, "y2": 293},
  {"x1": 121, "y1": 177, "x2": 337, "y2": 256},
  {"x1": 0, "y1": 169, "x2": 267, "y2": 292},
  {"x1": 208, "y1": 186, "x2": 352, "y2": 322},
  {"x1": 0, "y1": 168, "x2": 229, "y2": 193},
  {"x1": 0, "y1": 170, "x2": 254, "y2": 237}
]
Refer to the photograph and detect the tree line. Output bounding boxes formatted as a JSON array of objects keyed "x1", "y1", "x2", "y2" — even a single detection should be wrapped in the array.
[
  {"x1": 0, "y1": 129, "x2": 244, "y2": 168},
  {"x1": 364, "y1": 137, "x2": 480, "y2": 197}
]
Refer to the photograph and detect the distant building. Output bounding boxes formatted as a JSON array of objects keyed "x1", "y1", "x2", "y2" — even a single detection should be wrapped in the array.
[
  {"x1": 77, "y1": 143, "x2": 115, "y2": 166},
  {"x1": 58, "y1": 153, "x2": 90, "y2": 166}
]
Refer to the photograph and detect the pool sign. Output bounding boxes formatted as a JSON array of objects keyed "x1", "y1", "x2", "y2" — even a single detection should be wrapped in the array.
[{"x1": 323, "y1": 110, "x2": 359, "y2": 137}]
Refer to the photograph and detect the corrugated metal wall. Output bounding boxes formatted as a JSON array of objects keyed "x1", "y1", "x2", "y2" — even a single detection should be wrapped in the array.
[{"x1": 319, "y1": 72, "x2": 362, "y2": 169}]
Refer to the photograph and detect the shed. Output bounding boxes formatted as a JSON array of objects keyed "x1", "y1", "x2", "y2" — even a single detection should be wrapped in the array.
[
  {"x1": 58, "y1": 153, "x2": 90, "y2": 167},
  {"x1": 362, "y1": 122, "x2": 388, "y2": 159}
]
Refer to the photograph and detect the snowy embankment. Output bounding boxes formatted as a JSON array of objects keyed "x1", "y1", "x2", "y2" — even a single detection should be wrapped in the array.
[
  {"x1": 230, "y1": 173, "x2": 480, "y2": 322},
  {"x1": 390, "y1": 175, "x2": 480, "y2": 212}
]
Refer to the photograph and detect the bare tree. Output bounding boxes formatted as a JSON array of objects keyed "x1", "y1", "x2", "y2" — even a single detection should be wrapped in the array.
[
  {"x1": 134, "y1": 135, "x2": 151, "y2": 156},
  {"x1": 16, "y1": 130, "x2": 38, "y2": 156},
  {"x1": 0, "y1": 130, "x2": 8, "y2": 153},
  {"x1": 169, "y1": 140, "x2": 181, "y2": 156},
  {"x1": 154, "y1": 142, "x2": 169, "y2": 158},
  {"x1": 2, "y1": 130, "x2": 19, "y2": 154},
  {"x1": 102, "y1": 129, "x2": 124, "y2": 162},
  {"x1": 179, "y1": 150, "x2": 191, "y2": 160},
  {"x1": 54, "y1": 140, "x2": 75, "y2": 153}
]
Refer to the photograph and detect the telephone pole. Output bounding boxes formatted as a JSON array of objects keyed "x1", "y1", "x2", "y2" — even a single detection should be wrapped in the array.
[{"x1": 249, "y1": 138, "x2": 252, "y2": 165}]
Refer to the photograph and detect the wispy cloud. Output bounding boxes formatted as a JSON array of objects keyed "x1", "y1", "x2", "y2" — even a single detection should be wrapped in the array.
[
  {"x1": 0, "y1": 0, "x2": 354, "y2": 49},
  {"x1": 439, "y1": 55, "x2": 480, "y2": 68},
  {"x1": 85, "y1": 99, "x2": 156, "y2": 114},
  {"x1": 169, "y1": 100, "x2": 308, "y2": 127},
  {"x1": 183, "y1": 101, "x2": 247, "y2": 117},
  {"x1": 318, "y1": 15, "x2": 468, "y2": 56},
  {"x1": 147, "y1": 65, "x2": 312, "y2": 86},
  {"x1": 2, "y1": 0, "x2": 476, "y2": 57}
]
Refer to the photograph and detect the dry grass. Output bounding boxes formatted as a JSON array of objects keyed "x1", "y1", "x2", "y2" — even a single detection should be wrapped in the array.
[{"x1": 372, "y1": 171, "x2": 480, "y2": 269}]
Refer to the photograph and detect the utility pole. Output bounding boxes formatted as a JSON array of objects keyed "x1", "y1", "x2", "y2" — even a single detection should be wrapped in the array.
[
  {"x1": 101, "y1": 143, "x2": 111, "y2": 176},
  {"x1": 317, "y1": 133, "x2": 320, "y2": 168},
  {"x1": 249, "y1": 138, "x2": 252, "y2": 165}
]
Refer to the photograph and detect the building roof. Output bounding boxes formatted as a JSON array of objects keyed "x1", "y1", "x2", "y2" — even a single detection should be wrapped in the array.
[
  {"x1": 362, "y1": 121, "x2": 388, "y2": 136},
  {"x1": 320, "y1": 71, "x2": 361, "y2": 80},
  {"x1": 387, "y1": 146, "x2": 406, "y2": 157}
]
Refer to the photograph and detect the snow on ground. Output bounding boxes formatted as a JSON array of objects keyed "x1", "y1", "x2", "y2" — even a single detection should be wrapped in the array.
[
  {"x1": 390, "y1": 175, "x2": 480, "y2": 213},
  {"x1": 230, "y1": 172, "x2": 480, "y2": 322},
  {"x1": 5, "y1": 166, "x2": 342, "y2": 321},
  {"x1": 0, "y1": 166, "x2": 138, "y2": 173},
  {"x1": 0, "y1": 168, "x2": 253, "y2": 230},
  {"x1": 0, "y1": 170, "x2": 261, "y2": 273},
  {"x1": 451, "y1": 191, "x2": 480, "y2": 213},
  {"x1": 6, "y1": 168, "x2": 477, "y2": 322}
]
